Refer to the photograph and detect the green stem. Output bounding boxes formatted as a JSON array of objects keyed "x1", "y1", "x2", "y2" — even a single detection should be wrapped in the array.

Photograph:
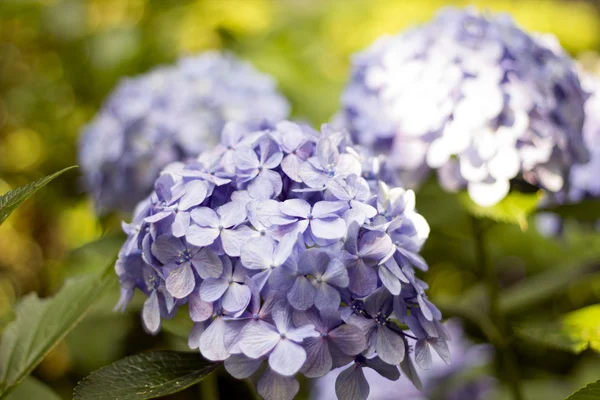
[
  {"x1": 471, "y1": 217, "x2": 524, "y2": 400},
  {"x1": 199, "y1": 371, "x2": 219, "y2": 400}
]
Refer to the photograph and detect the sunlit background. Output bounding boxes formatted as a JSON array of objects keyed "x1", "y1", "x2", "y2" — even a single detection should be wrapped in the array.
[{"x1": 2, "y1": 0, "x2": 600, "y2": 399}]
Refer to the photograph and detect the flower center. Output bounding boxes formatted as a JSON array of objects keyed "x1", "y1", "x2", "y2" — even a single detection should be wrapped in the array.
[
  {"x1": 375, "y1": 311, "x2": 388, "y2": 327},
  {"x1": 177, "y1": 250, "x2": 192, "y2": 264},
  {"x1": 351, "y1": 299, "x2": 365, "y2": 314}
]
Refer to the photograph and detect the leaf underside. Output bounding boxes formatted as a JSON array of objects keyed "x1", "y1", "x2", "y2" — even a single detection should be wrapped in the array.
[
  {"x1": 0, "y1": 165, "x2": 77, "y2": 226},
  {"x1": 0, "y1": 260, "x2": 116, "y2": 397},
  {"x1": 74, "y1": 351, "x2": 221, "y2": 400},
  {"x1": 565, "y1": 379, "x2": 600, "y2": 400}
]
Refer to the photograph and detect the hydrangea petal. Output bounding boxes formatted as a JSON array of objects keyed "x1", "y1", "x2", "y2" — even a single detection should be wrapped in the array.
[
  {"x1": 269, "y1": 339, "x2": 307, "y2": 376},
  {"x1": 166, "y1": 263, "x2": 195, "y2": 299}
]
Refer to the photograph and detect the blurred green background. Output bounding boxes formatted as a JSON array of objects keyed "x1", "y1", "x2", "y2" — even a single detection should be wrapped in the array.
[{"x1": 2, "y1": 0, "x2": 600, "y2": 399}]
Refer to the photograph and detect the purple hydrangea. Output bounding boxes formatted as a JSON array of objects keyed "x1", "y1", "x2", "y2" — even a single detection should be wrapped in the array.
[
  {"x1": 116, "y1": 121, "x2": 446, "y2": 400},
  {"x1": 339, "y1": 7, "x2": 589, "y2": 207},
  {"x1": 78, "y1": 51, "x2": 290, "y2": 214},
  {"x1": 310, "y1": 319, "x2": 495, "y2": 400}
]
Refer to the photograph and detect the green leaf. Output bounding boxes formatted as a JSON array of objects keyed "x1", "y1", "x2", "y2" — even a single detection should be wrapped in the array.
[
  {"x1": 458, "y1": 191, "x2": 541, "y2": 229},
  {"x1": 516, "y1": 304, "x2": 600, "y2": 354},
  {"x1": 540, "y1": 199, "x2": 600, "y2": 222},
  {"x1": 0, "y1": 260, "x2": 117, "y2": 397},
  {"x1": 74, "y1": 351, "x2": 221, "y2": 400},
  {"x1": 565, "y1": 379, "x2": 600, "y2": 400},
  {"x1": 0, "y1": 166, "x2": 77, "y2": 226},
  {"x1": 4, "y1": 376, "x2": 62, "y2": 400},
  {"x1": 499, "y1": 260, "x2": 599, "y2": 315}
]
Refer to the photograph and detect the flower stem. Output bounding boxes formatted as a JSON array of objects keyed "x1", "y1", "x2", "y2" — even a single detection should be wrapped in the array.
[
  {"x1": 199, "y1": 372, "x2": 219, "y2": 400},
  {"x1": 471, "y1": 216, "x2": 524, "y2": 400}
]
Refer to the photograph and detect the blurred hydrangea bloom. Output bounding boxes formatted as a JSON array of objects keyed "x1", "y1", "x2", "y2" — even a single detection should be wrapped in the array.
[
  {"x1": 535, "y1": 70, "x2": 600, "y2": 236},
  {"x1": 310, "y1": 319, "x2": 495, "y2": 400},
  {"x1": 568, "y1": 72, "x2": 600, "y2": 201},
  {"x1": 79, "y1": 51, "x2": 290, "y2": 213},
  {"x1": 340, "y1": 7, "x2": 589, "y2": 207},
  {"x1": 116, "y1": 121, "x2": 446, "y2": 400}
]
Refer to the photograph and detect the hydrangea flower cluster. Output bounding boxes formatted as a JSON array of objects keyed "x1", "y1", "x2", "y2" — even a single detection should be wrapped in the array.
[
  {"x1": 310, "y1": 320, "x2": 495, "y2": 400},
  {"x1": 79, "y1": 51, "x2": 290, "y2": 213},
  {"x1": 339, "y1": 7, "x2": 589, "y2": 207},
  {"x1": 116, "y1": 121, "x2": 448, "y2": 400}
]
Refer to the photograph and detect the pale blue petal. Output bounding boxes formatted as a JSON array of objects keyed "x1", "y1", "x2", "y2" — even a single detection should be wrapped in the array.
[
  {"x1": 222, "y1": 282, "x2": 251, "y2": 313},
  {"x1": 217, "y1": 201, "x2": 247, "y2": 228},
  {"x1": 166, "y1": 263, "x2": 195, "y2": 299},
  {"x1": 171, "y1": 211, "x2": 190, "y2": 238},
  {"x1": 281, "y1": 154, "x2": 303, "y2": 182},
  {"x1": 144, "y1": 210, "x2": 172, "y2": 223},
  {"x1": 300, "y1": 337, "x2": 332, "y2": 378},
  {"x1": 348, "y1": 260, "x2": 378, "y2": 297},
  {"x1": 322, "y1": 259, "x2": 349, "y2": 287},
  {"x1": 280, "y1": 198, "x2": 310, "y2": 218},
  {"x1": 268, "y1": 339, "x2": 306, "y2": 376},
  {"x1": 248, "y1": 170, "x2": 283, "y2": 200},
  {"x1": 273, "y1": 233, "x2": 298, "y2": 266},
  {"x1": 221, "y1": 225, "x2": 255, "y2": 257},
  {"x1": 400, "y1": 354, "x2": 422, "y2": 391},
  {"x1": 190, "y1": 247, "x2": 223, "y2": 279},
  {"x1": 185, "y1": 225, "x2": 219, "y2": 247},
  {"x1": 190, "y1": 207, "x2": 219, "y2": 227},
  {"x1": 272, "y1": 300, "x2": 294, "y2": 333},
  {"x1": 151, "y1": 235, "x2": 185, "y2": 264},
  {"x1": 288, "y1": 276, "x2": 317, "y2": 311},
  {"x1": 314, "y1": 283, "x2": 341, "y2": 310},
  {"x1": 364, "y1": 356, "x2": 401, "y2": 380},
  {"x1": 286, "y1": 324, "x2": 319, "y2": 342},
  {"x1": 142, "y1": 291, "x2": 160, "y2": 334},
  {"x1": 375, "y1": 326, "x2": 405, "y2": 364},
  {"x1": 298, "y1": 161, "x2": 327, "y2": 188},
  {"x1": 329, "y1": 324, "x2": 366, "y2": 355},
  {"x1": 310, "y1": 217, "x2": 346, "y2": 240},
  {"x1": 188, "y1": 292, "x2": 213, "y2": 322},
  {"x1": 239, "y1": 320, "x2": 280, "y2": 358},
  {"x1": 415, "y1": 339, "x2": 432, "y2": 370},
  {"x1": 378, "y1": 265, "x2": 401, "y2": 295},
  {"x1": 234, "y1": 147, "x2": 260, "y2": 170},
  {"x1": 241, "y1": 237, "x2": 273, "y2": 270},
  {"x1": 429, "y1": 337, "x2": 451, "y2": 365},
  {"x1": 200, "y1": 278, "x2": 228, "y2": 302},
  {"x1": 359, "y1": 231, "x2": 393, "y2": 265},
  {"x1": 299, "y1": 248, "x2": 330, "y2": 276},
  {"x1": 224, "y1": 354, "x2": 263, "y2": 379},
  {"x1": 257, "y1": 368, "x2": 299, "y2": 400},
  {"x1": 188, "y1": 322, "x2": 205, "y2": 349},
  {"x1": 200, "y1": 317, "x2": 230, "y2": 361},
  {"x1": 179, "y1": 181, "x2": 208, "y2": 210},
  {"x1": 312, "y1": 201, "x2": 349, "y2": 218},
  {"x1": 335, "y1": 364, "x2": 369, "y2": 400}
]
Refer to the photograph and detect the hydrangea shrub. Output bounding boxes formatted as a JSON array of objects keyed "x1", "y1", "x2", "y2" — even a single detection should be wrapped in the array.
[
  {"x1": 116, "y1": 121, "x2": 448, "y2": 400},
  {"x1": 79, "y1": 51, "x2": 290, "y2": 213},
  {"x1": 340, "y1": 7, "x2": 589, "y2": 207}
]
